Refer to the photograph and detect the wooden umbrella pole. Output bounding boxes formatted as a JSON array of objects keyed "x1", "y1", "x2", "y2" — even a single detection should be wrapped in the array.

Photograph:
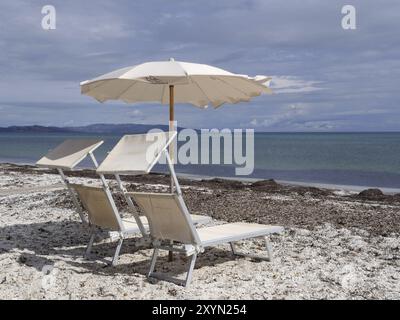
[
  {"x1": 169, "y1": 85, "x2": 175, "y2": 193},
  {"x1": 168, "y1": 85, "x2": 174, "y2": 262}
]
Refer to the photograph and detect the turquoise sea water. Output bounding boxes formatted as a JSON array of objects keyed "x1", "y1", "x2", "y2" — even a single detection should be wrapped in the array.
[{"x1": 0, "y1": 132, "x2": 399, "y2": 188}]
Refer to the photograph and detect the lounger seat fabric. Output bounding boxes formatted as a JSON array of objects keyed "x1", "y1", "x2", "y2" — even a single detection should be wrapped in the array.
[
  {"x1": 197, "y1": 222, "x2": 284, "y2": 246},
  {"x1": 122, "y1": 214, "x2": 211, "y2": 233}
]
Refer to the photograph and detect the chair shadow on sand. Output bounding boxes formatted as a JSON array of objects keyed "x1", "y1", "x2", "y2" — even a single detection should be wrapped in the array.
[{"x1": 0, "y1": 220, "x2": 249, "y2": 281}]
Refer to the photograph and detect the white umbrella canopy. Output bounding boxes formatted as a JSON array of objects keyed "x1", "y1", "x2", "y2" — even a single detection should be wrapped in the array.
[
  {"x1": 80, "y1": 58, "x2": 272, "y2": 108},
  {"x1": 80, "y1": 58, "x2": 272, "y2": 192}
]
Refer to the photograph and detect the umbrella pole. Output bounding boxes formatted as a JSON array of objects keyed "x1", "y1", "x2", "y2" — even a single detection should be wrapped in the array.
[
  {"x1": 168, "y1": 85, "x2": 174, "y2": 262},
  {"x1": 169, "y1": 85, "x2": 175, "y2": 193}
]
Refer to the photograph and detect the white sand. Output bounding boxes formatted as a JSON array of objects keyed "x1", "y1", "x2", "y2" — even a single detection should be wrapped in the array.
[{"x1": 0, "y1": 171, "x2": 399, "y2": 299}]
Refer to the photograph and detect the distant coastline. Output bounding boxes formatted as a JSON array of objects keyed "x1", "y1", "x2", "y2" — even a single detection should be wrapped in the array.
[{"x1": 0, "y1": 123, "x2": 171, "y2": 134}]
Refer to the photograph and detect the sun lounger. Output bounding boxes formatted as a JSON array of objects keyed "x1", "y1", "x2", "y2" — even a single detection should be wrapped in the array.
[
  {"x1": 68, "y1": 183, "x2": 150, "y2": 265},
  {"x1": 36, "y1": 138, "x2": 151, "y2": 264},
  {"x1": 36, "y1": 139, "x2": 104, "y2": 223},
  {"x1": 129, "y1": 192, "x2": 284, "y2": 287}
]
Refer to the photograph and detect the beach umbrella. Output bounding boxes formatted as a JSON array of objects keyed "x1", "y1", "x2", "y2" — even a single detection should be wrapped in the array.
[{"x1": 80, "y1": 58, "x2": 272, "y2": 187}]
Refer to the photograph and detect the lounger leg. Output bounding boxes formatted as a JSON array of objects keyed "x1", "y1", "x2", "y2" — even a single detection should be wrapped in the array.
[
  {"x1": 148, "y1": 248, "x2": 159, "y2": 277},
  {"x1": 168, "y1": 240, "x2": 174, "y2": 261},
  {"x1": 184, "y1": 253, "x2": 197, "y2": 288},
  {"x1": 148, "y1": 249, "x2": 197, "y2": 287},
  {"x1": 265, "y1": 236, "x2": 273, "y2": 262},
  {"x1": 229, "y1": 242, "x2": 237, "y2": 256},
  {"x1": 229, "y1": 238, "x2": 273, "y2": 261},
  {"x1": 111, "y1": 238, "x2": 124, "y2": 266},
  {"x1": 85, "y1": 232, "x2": 96, "y2": 258}
]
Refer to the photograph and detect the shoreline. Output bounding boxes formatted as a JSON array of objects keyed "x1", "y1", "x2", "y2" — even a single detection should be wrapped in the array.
[{"x1": 178, "y1": 172, "x2": 400, "y2": 195}]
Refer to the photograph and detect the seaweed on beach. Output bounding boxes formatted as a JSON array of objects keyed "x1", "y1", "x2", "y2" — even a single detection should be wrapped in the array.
[{"x1": 2, "y1": 164, "x2": 400, "y2": 236}]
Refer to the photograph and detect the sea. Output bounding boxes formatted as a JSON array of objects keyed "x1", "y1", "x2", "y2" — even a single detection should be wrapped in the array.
[{"x1": 0, "y1": 132, "x2": 399, "y2": 190}]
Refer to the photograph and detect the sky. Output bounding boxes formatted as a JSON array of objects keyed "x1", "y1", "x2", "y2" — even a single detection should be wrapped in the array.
[{"x1": 0, "y1": 0, "x2": 399, "y2": 131}]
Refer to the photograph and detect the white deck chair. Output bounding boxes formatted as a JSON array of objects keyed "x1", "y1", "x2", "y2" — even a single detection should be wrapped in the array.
[
  {"x1": 36, "y1": 139, "x2": 104, "y2": 223},
  {"x1": 69, "y1": 183, "x2": 149, "y2": 266},
  {"x1": 129, "y1": 192, "x2": 284, "y2": 287},
  {"x1": 36, "y1": 139, "x2": 148, "y2": 265}
]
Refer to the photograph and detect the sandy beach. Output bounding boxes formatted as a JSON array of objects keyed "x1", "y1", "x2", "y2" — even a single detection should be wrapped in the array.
[{"x1": 0, "y1": 163, "x2": 399, "y2": 299}]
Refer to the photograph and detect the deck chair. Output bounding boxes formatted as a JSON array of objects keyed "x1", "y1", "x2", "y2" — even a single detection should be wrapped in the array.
[
  {"x1": 36, "y1": 139, "x2": 104, "y2": 223},
  {"x1": 36, "y1": 139, "x2": 149, "y2": 265},
  {"x1": 69, "y1": 183, "x2": 149, "y2": 266},
  {"x1": 128, "y1": 192, "x2": 284, "y2": 287}
]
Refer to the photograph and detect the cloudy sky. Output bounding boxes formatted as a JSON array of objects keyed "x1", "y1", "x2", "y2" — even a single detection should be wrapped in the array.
[{"x1": 0, "y1": 0, "x2": 399, "y2": 131}]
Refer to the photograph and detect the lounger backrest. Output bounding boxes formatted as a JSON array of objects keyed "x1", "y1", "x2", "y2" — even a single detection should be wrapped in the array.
[
  {"x1": 70, "y1": 184, "x2": 121, "y2": 230},
  {"x1": 129, "y1": 192, "x2": 201, "y2": 246},
  {"x1": 36, "y1": 139, "x2": 103, "y2": 170},
  {"x1": 96, "y1": 131, "x2": 176, "y2": 175}
]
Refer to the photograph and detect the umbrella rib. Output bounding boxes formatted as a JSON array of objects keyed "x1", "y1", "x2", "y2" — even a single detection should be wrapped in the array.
[
  {"x1": 176, "y1": 61, "x2": 189, "y2": 77},
  {"x1": 211, "y1": 77, "x2": 254, "y2": 105},
  {"x1": 214, "y1": 76, "x2": 254, "y2": 97},
  {"x1": 116, "y1": 81, "x2": 139, "y2": 100},
  {"x1": 161, "y1": 84, "x2": 167, "y2": 104},
  {"x1": 83, "y1": 80, "x2": 110, "y2": 94},
  {"x1": 190, "y1": 77, "x2": 214, "y2": 106},
  {"x1": 232, "y1": 76, "x2": 273, "y2": 93}
]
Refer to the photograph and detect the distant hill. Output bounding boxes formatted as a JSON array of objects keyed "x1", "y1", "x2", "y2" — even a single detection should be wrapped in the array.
[
  {"x1": 0, "y1": 125, "x2": 69, "y2": 133},
  {"x1": 0, "y1": 123, "x2": 180, "y2": 134}
]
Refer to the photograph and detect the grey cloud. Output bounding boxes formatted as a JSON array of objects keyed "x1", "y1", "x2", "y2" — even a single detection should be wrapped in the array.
[{"x1": 0, "y1": 0, "x2": 399, "y2": 131}]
